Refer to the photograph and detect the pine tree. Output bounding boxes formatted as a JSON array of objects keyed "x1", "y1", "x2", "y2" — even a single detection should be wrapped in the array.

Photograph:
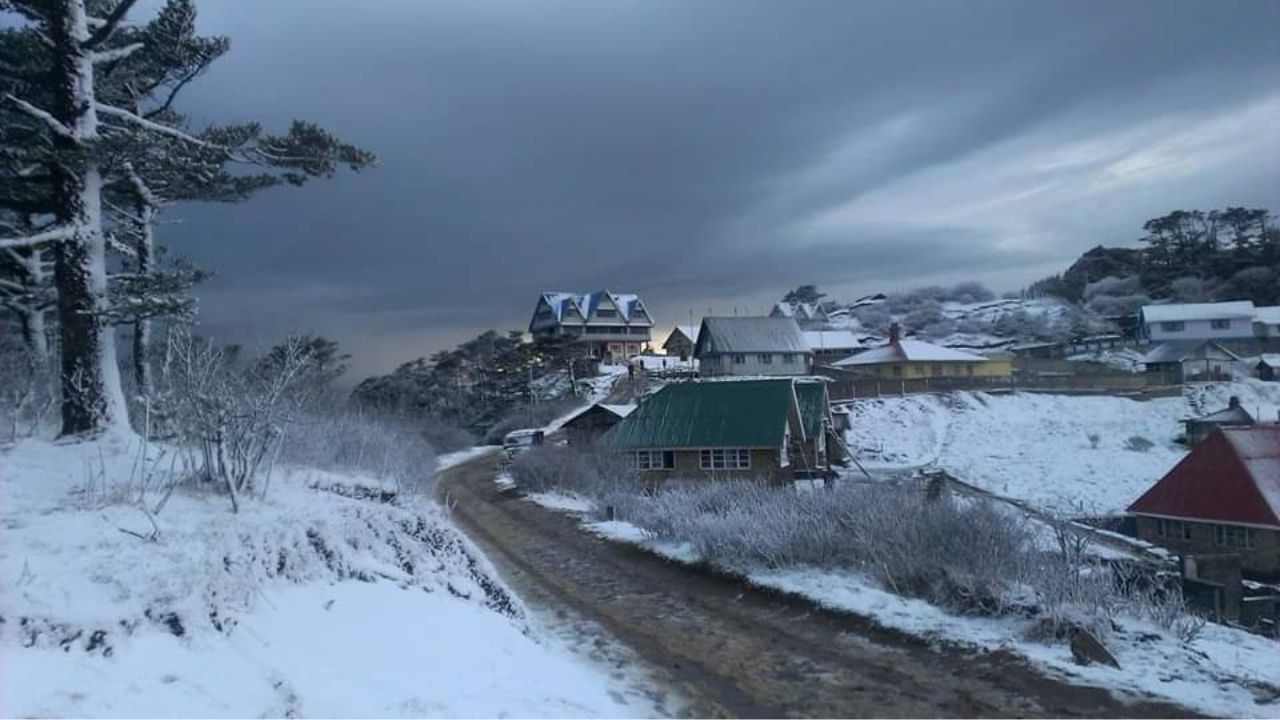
[{"x1": 1, "y1": 0, "x2": 374, "y2": 436}]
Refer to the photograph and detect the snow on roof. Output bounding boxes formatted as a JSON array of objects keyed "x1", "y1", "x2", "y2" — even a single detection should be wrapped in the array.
[
  {"x1": 540, "y1": 290, "x2": 653, "y2": 326},
  {"x1": 802, "y1": 330, "x2": 867, "y2": 351},
  {"x1": 1131, "y1": 426, "x2": 1280, "y2": 527},
  {"x1": 1141, "y1": 340, "x2": 1242, "y2": 364},
  {"x1": 664, "y1": 325, "x2": 700, "y2": 345},
  {"x1": 1255, "y1": 306, "x2": 1280, "y2": 325},
  {"x1": 1141, "y1": 301, "x2": 1256, "y2": 323},
  {"x1": 696, "y1": 317, "x2": 810, "y2": 354},
  {"x1": 832, "y1": 339, "x2": 987, "y2": 366},
  {"x1": 1195, "y1": 405, "x2": 1255, "y2": 425},
  {"x1": 599, "y1": 403, "x2": 637, "y2": 418},
  {"x1": 1258, "y1": 354, "x2": 1280, "y2": 367}
]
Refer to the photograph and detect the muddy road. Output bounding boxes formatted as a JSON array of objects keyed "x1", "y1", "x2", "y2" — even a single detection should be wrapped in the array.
[{"x1": 437, "y1": 451, "x2": 1198, "y2": 719}]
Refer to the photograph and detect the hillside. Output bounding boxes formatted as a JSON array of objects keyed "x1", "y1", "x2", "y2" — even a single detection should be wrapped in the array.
[
  {"x1": 0, "y1": 436, "x2": 655, "y2": 717},
  {"x1": 839, "y1": 380, "x2": 1280, "y2": 516}
]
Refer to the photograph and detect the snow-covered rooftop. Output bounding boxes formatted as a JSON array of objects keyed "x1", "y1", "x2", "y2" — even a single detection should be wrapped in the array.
[
  {"x1": 697, "y1": 317, "x2": 810, "y2": 354},
  {"x1": 832, "y1": 339, "x2": 987, "y2": 366},
  {"x1": 802, "y1": 330, "x2": 867, "y2": 351},
  {"x1": 1140, "y1": 340, "x2": 1241, "y2": 364},
  {"x1": 1255, "y1": 306, "x2": 1280, "y2": 325},
  {"x1": 540, "y1": 291, "x2": 653, "y2": 326},
  {"x1": 1140, "y1": 301, "x2": 1255, "y2": 323}
]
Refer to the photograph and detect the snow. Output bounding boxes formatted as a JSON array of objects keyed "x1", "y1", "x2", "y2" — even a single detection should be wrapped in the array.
[
  {"x1": 1141, "y1": 301, "x2": 1257, "y2": 323},
  {"x1": 0, "y1": 437, "x2": 656, "y2": 718},
  {"x1": 436, "y1": 445, "x2": 499, "y2": 471},
  {"x1": 579, "y1": 519, "x2": 1280, "y2": 717},
  {"x1": 841, "y1": 381, "x2": 1280, "y2": 516},
  {"x1": 630, "y1": 354, "x2": 698, "y2": 372},
  {"x1": 833, "y1": 338, "x2": 988, "y2": 365},
  {"x1": 526, "y1": 491, "x2": 596, "y2": 513},
  {"x1": 1067, "y1": 348, "x2": 1146, "y2": 373}
]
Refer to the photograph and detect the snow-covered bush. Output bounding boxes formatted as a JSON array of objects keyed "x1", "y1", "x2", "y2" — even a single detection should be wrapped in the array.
[
  {"x1": 0, "y1": 337, "x2": 55, "y2": 442},
  {"x1": 1124, "y1": 435, "x2": 1154, "y2": 452},
  {"x1": 277, "y1": 410, "x2": 438, "y2": 498},
  {"x1": 509, "y1": 445, "x2": 639, "y2": 496}
]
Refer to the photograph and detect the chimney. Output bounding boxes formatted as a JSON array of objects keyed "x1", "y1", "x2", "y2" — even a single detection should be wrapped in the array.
[
  {"x1": 889, "y1": 323, "x2": 901, "y2": 345},
  {"x1": 1228, "y1": 395, "x2": 1240, "y2": 409}
]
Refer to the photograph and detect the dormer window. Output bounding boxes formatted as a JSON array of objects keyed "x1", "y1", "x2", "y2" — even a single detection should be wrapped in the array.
[{"x1": 596, "y1": 309, "x2": 617, "y2": 318}]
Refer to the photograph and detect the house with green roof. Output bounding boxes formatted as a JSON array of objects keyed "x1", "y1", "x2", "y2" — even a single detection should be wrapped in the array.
[{"x1": 599, "y1": 378, "x2": 837, "y2": 483}]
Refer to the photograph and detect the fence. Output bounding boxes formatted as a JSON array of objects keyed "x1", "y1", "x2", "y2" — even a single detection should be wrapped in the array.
[{"x1": 822, "y1": 370, "x2": 1179, "y2": 401}]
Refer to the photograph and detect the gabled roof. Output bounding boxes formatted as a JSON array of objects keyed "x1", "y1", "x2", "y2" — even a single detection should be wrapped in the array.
[
  {"x1": 1258, "y1": 354, "x2": 1280, "y2": 368},
  {"x1": 1141, "y1": 340, "x2": 1242, "y2": 364},
  {"x1": 832, "y1": 339, "x2": 986, "y2": 366},
  {"x1": 802, "y1": 330, "x2": 867, "y2": 352},
  {"x1": 599, "y1": 379, "x2": 828, "y2": 449},
  {"x1": 1255, "y1": 306, "x2": 1280, "y2": 325},
  {"x1": 538, "y1": 291, "x2": 654, "y2": 326},
  {"x1": 695, "y1": 317, "x2": 809, "y2": 355},
  {"x1": 1193, "y1": 405, "x2": 1255, "y2": 426},
  {"x1": 554, "y1": 403, "x2": 637, "y2": 431},
  {"x1": 1128, "y1": 426, "x2": 1280, "y2": 527},
  {"x1": 771, "y1": 302, "x2": 827, "y2": 321},
  {"x1": 664, "y1": 325, "x2": 700, "y2": 347},
  {"x1": 1140, "y1": 301, "x2": 1256, "y2": 323}
]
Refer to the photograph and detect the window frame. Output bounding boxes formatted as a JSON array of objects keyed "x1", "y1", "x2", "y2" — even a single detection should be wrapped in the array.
[
  {"x1": 1210, "y1": 318, "x2": 1230, "y2": 330},
  {"x1": 1160, "y1": 321, "x2": 1186, "y2": 332},
  {"x1": 699, "y1": 448, "x2": 751, "y2": 470},
  {"x1": 759, "y1": 353, "x2": 773, "y2": 364}
]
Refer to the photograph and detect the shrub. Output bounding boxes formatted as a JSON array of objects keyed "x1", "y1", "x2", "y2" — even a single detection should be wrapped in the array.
[
  {"x1": 1124, "y1": 435, "x2": 1154, "y2": 452},
  {"x1": 484, "y1": 396, "x2": 584, "y2": 444},
  {"x1": 508, "y1": 445, "x2": 640, "y2": 496}
]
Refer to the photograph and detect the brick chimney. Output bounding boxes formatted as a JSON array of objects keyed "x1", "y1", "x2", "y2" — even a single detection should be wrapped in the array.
[
  {"x1": 889, "y1": 322, "x2": 901, "y2": 345},
  {"x1": 1228, "y1": 395, "x2": 1240, "y2": 409}
]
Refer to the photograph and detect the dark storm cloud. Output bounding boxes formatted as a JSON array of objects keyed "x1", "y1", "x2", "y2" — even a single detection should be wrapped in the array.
[{"x1": 155, "y1": 0, "x2": 1280, "y2": 375}]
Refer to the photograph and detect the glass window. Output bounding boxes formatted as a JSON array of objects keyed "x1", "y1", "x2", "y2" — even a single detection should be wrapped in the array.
[
  {"x1": 596, "y1": 309, "x2": 617, "y2": 318},
  {"x1": 782, "y1": 353, "x2": 796, "y2": 363},
  {"x1": 631, "y1": 450, "x2": 674, "y2": 470},
  {"x1": 700, "y1": 448, "x2": 751, "y2": 470},
  {"x1": 759, "y1": 353, "x2": 773, "y2": 364},
  {"x1": 892, "y1": 365, "x2": 903, "y2": 377},
  {"x1": 1210, "y1": 319, "x2": 1230, "y2": 330},
  {"x1": 732, "y1": 354, "x2": 745, "y2": 365},
  {"x1": 1161, "y1": 321, "x2": 1185, "y2": 332}
]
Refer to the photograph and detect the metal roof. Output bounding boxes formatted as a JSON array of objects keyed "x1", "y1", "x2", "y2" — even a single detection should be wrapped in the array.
[
  {"x1": 1128, "y1": 425, "x2": 1280, "y2": 527},
  {"x1": 1140, "y1": 340, "x2": 1242, "y2": 364},
  {"x1": 695, "y1": 317, "x2": 810, "y2": 355},
  {"x1": 538, "y1": 290, "x2": 654, "y2": 326},
  {"x1": 832, "y1": 339, "x2": 986, "y2": 366},
  {"x1": 1140, "y1": 301, "x2": 1256, "y2": 323},
  {"x1": 600, "y1": 378, "x2": 828, "y2": 449}
]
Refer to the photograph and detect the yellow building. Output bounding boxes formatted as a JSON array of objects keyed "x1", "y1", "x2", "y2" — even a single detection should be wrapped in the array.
[{"x1": 830, "y1": 327, "x2": 1011, "y2": 379}]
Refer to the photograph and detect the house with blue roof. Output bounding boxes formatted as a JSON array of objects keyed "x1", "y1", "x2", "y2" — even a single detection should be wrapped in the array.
[{"x1": 529, "y1": 290, "x2": 655, "y2": 363}]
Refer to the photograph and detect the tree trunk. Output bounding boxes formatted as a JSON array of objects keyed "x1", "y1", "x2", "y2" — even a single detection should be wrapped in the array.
[
  {"x1": 130, "y1": 187, "x2": 156, "y2": 399},
  {"x1": 12, "y1": 247, "x2": 50, "y2": 366},
  {"x1": 50, "y1": 0, "x2": 127, "y2": 436}
]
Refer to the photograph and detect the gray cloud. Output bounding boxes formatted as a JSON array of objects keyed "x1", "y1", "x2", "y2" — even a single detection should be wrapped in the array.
[{"x1": 150, "y1": 0, "x2": 1280, "y2": 377}]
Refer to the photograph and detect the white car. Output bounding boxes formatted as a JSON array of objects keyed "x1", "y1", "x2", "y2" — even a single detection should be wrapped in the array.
[{"x1": 501, "y1": 429, "x2": 544, "y2": 460}]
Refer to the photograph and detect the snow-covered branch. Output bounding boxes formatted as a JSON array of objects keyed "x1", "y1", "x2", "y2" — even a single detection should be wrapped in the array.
[
  {"x1": 96, "y1": 102, "x2": 211, "y2": 147},
  {"x1": 91, "y1": 42, "x2": 144, "y2": 64},
  {"x1": 4, "y1": 95, "x2": 75, "y2": 140},
  {"x1": 0, "y1": 225, "x2": 74, "y2": 250}
]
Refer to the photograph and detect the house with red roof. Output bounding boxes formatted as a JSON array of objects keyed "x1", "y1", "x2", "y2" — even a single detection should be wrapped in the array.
[{"x1": 1127, "y1": 425, "x2": 1280, "y2": 577}]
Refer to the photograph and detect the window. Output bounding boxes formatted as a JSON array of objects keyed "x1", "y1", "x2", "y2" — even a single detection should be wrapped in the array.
[
  {"x1": 892, "y1": 365, "x2": 903, "y2": 377},
  {"x1": 759, "y1": 353, "x2": 773, "y2": 364},
  {"x1": 1210, "y1": 319, "x2": 1230, "y2": 330},
  {"x1": 1157, "y1": 518, "x2": 1185, "y2": 539},
  {"x1": 630, "y1": 450, "x2": 674, "y2": 470},
  {"x1": 966, "y1": 365, "x2": 974, "y2": 376},
  {"x1": 595, "y1": 309, "x2": 617, "y2": 318},
  {"x1": 1160, "y1": 321, "x2": 1185, "y2": 332},
  {"x1": 1215, "y1": 525, "x2": 1255, "y2": 549},
  {"x1": 932, "y1": 364, "x2": 943, "y2": 376},
  {"x1": 732, "y1": 354, "x2": 745, "y2": 365},
  {"x1": 700, "y1": 448, "x2": 751, "y2": 470},
  {"x1": 781, "y1": 353, "x2": 796, "y2": 364}
]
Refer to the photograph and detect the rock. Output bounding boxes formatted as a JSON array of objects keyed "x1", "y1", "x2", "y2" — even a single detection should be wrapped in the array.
[{"x1": 1070, "y1": 628, "x2": 1120, "y2": 669}]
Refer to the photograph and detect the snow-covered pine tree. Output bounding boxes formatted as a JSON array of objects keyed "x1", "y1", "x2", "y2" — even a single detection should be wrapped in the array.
[{"x1": 0, "y1": 0, "x2": 373, "y2": 436}]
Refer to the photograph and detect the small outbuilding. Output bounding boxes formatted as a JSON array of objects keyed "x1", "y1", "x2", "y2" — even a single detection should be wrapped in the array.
[
  {"x1": 1183, "y1": 396, "x2": 1255, "y2": 446},
  {"x1": 662, "y1": 325, "x2": 701, "y2": 361},
  {"x1": 1257, "y1": 354, "x2": 1280, "y2": 382},
  {"x1": 558, "y1": 403, "x2": 636, "y2": 446},
  {"x1": 1141, "y1": 339, "x2": 1242, "y2": 383}
]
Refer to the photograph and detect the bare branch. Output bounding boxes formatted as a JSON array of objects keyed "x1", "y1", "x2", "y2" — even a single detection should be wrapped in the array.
[{"x1": 83, "y1": 0, "x2": 141, "y2": 49}]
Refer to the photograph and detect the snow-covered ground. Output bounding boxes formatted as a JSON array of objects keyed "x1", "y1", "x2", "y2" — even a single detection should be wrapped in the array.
[
  {"x1": 587, "y1": 520, "x2": 1280, "y2": 718},
  {"x1": 840, "y1": 380, "x2": 1280, "y2": 516},
  {"x1": 0, "y1": 436, "x2": 657, "y2": 718}
]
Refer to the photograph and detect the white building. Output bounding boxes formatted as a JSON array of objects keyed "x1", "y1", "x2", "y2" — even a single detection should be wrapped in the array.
[
  {"x1": 528, "y1": 291, "x2": 654, "y2": 363},
  {"x1": 1138, "y1": 301, "x2": 1257, "y2": 342},
  {"x1": 695, "y1": 317, "x2": 812, "y2": 376},
  {"x1": 1254, "y1": 306, "x2": 1280, "y2": 340}
]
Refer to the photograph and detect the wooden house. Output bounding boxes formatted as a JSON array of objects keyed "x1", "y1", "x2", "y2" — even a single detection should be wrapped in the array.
[
  {"x1": 803, "y1": 330, "x2": 870, "y2": 367},
  {"x1": 694, "y1": 317, "x2": 813, "y2": 377},
  {"x1": 558, "y1": 403, "x2": 636, "y2": 446},
  {"x1": 1141, "y1": 339, "x2": 1242, "y2": 383},
  {"x1": 1128, "y1": 425, "x2": 1280, "y2": 579},
  {"x1": 599, "y1": 378, "x2": 836, "y2": 484},
  {"x1": 829, "y1": 324, "x2": 1011, "y2": 379},
  {"x1": 529, "y1": 291, "x2": 654, "y2": 364},
  {"x1": 662, "y1": 325, "x2": 700, "y2": 361}
]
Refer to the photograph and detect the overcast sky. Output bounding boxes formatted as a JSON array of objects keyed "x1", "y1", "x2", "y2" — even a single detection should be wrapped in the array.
[{"x1": 159, "y1": 0, "x2": 1280, "y2": 379}]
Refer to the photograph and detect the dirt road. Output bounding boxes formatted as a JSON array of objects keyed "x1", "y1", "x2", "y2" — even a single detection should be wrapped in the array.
[{"x1": 437, "y1": 451, "x2": 1199, "y2": 718}]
